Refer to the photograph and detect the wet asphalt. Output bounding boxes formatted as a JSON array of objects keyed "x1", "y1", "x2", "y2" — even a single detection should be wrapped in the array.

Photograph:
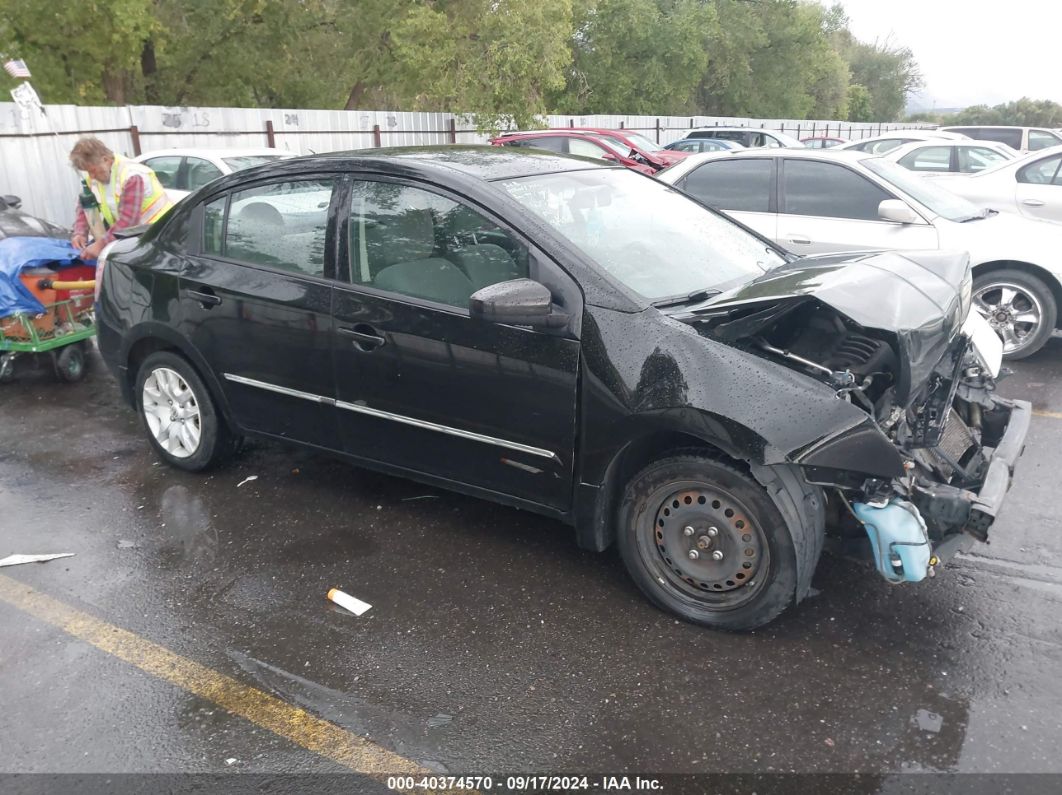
[{"x1": 1, "y1": 337, "x2": 1062, "y2": 778}]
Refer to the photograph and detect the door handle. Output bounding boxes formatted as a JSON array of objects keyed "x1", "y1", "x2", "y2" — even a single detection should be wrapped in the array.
[
  {"x1": 786, "y1": 234, "x2": 812, "y2": 245},
  {"x1": 339, "y1": 325, "x2": 386, "y2": 351},
  {"x1": 1021, "y1": 199, "x2": 1045, "y2": 207},
  {"x1": 188, "y1": 288, "x2": 221, "y2": 307}
]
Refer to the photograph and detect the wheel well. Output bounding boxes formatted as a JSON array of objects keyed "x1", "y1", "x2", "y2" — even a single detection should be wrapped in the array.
[
  {"x1": 125, "y1": 337, "x2": 179, "y2": 396},
  {"x1": 974, "y1": 260, "x2": 1062, "y2": 328},
  {"x1": 579, "y1": 431, "x2": 745, "y2": 552}
]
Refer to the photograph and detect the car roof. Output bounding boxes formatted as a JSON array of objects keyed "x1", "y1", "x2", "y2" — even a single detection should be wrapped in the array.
[
  {"x1": 135, "y1": 147, "x2": 294, "y2": 160},
  {"x1": 237, "y1": 145, "x2": 618, "y2": 183},
  {"x1": 671, "y1": 148, "x2": 872, "y2": 165}
]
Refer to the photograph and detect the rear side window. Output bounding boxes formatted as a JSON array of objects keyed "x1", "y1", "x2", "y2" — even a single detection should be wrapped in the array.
[
  {"x1": 186, "y1": 158, "x2": 224, "y2": 191},
  {"x1": 568, "y1": 138, "x2": 611, "y2": 159},
  {"x1": 1017, "y1": 155, "x2": 1062, "y2": 185},
  {"x1": 782, "y1": 159, "x2": 892, "y2": 221},
  {"x1": 681, "y1": 159, "x2": 773, "y2": 212},
  {"x1": 143, "y1": 156, "x2": 183, "y2": 190},
  {"x1": 971, "y1": 128, "x2": 1024, "y2": 149},
  {"x1": 899, "y1": 146, "x2": 952, "y2": 172},
  {"x1": 203, "y1": 179, "x2": 336, "y2": 277},
  {"x1": 1028, "y1": 129, "x2": 1062, "y2": 151},
  {"x1": 503, "y1": 136, "x2": 565, "y2": 153},
  {"x1": 958, "y1": 146, "x2": 1008, "y2": 172}
]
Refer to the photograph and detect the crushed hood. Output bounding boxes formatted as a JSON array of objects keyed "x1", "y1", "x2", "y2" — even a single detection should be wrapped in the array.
[{"x1": 687, "y1": 249, "x2": 972, "y2": 403}]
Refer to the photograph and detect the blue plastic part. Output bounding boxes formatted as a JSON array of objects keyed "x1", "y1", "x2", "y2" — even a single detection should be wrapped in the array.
[
  {"x1": 0, "y1": 236, "x2": 90, "y2": 317},
  {"x1": 852, "y1": 499, "x2": 931, "y2": 583}
]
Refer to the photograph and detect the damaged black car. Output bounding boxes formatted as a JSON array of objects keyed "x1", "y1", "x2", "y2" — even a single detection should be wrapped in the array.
[{"x1": 95, "y1": 147, "x2": 1030, "y2": 630}]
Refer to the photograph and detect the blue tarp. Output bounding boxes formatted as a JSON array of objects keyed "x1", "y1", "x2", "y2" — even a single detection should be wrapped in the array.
[{"x1": 0, "y1": 236, "x2": 94, "y2": 318}]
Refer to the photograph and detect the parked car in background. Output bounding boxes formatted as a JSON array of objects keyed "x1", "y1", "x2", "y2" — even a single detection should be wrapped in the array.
[
  {"x1": 940, "y1": 126, "x2": 1062, "y2": 153},
  {"x1": 134, "y1": 148, "x2": 295, "y2": 202},
  {"x1": 664, "y1": 138, "x2": 745, "y2": 154},
  {"x1": 657, "y1": 148, "x2": 1062, "y2": 358},
  {"x1": 883, "y1": 139, "x2": 1018, "y2": 175},
  {"x1": 678, "y1": 127, "x2": 805, "y2": 149},
  {"x1": 838, "y1": 130, "x2": 969, "y2": 155},
  {"x1": 931, "y1": 145, "x2": 1062, "y2": 225},
  {"x1": 564, "y1": 127, "x2": 689, "y2": 169},
  {"x1": 490, "y1": 130, "x2": 658, "y2": 174},
  {"x1": 0, "y1": 193, "x2": 67, "y2": 239},
  {"x1": 800, "y1": 136, "x2": 847, "y2": 149},
  {"x1": 94, "y1": 146, "x2": 1028, "y2": 631}
]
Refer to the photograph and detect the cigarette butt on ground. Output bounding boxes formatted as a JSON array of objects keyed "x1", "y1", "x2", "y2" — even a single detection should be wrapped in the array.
[{"x1": 327, "y1": 588, "x2": 372, "y2": 616}]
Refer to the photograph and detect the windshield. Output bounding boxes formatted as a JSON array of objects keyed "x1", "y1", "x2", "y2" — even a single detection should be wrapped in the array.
[
  {"x1": 222, "y1": 155, "x2": 286, "y2": 171},
  {"x1": 496, "y1": 169, "x2": 785, "y2": 301},
  {"x1": 863, "y1": 157, "x2": 984, "y2": 221},
  {"x1": 622, "y1": 132, "x2": 664, "y2": 152}
]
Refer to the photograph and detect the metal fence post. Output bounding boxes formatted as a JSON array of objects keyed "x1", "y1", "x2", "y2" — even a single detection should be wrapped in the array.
[
  {"x1": 129, "y1": 125, "x2": 142, "y2": 156},
  {"x1": 656, "y1": 118, "x2": 660, "y2": 144},
  {"x1": 265, "y1": 119, "x2": 276, "y2": 148},
  {"x1": 449, "y1": 118, "x2": 457, "y2": 143},
  {"x1": 373, "y1": 124, "x2": 382, "y2": 147}
]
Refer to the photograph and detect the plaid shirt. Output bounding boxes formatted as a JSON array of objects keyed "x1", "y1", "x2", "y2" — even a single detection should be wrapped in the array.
[{"x1": 72, "y1": 174, "x2": 145, "y2": 244}]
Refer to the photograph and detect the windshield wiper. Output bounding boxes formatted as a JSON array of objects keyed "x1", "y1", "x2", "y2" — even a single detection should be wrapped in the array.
[{"x1": 651, "y1": 288, "x2": 721, "y2": 308}]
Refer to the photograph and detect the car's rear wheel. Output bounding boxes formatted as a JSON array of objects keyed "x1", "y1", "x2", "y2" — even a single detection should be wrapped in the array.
[
  {"x1": 973, "y1": 269, "x2": 1057, "y2": 359},
  {"x1": 135, "y1": 351, "x2": 232, "y2": 471},
  {"x1": 617, "y1": 455, "x2": 797, "y2": 631}
]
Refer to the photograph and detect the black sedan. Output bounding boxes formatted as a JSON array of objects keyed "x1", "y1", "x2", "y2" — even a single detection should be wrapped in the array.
[{"x1": 95, "y1": 146, "x2": 1029, "y2": 630}]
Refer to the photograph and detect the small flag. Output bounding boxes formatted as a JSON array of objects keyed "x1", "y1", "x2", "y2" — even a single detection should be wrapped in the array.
[{"x1": 3, "y1": 58, "x2": 31, "y2": 79}]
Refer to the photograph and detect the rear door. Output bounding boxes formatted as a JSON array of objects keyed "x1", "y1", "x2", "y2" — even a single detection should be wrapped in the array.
[
  {"x1": 1014, "y1": 154, "x2": 1062, "y2": 222},
  {"x1": 177, "y1": 175, "x2": 341, "y2": 448},
  {"x1": 675, "y1": 158, "x2": 777, "y2": 242},
  {"x1": 778, "y1": 158, "x2": 938, "y2": 254},
  {"x1": 331, "y1": 176, "x2": 580, "y2": 509}
]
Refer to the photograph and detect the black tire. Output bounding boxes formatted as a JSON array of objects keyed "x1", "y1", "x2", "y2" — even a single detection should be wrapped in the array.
[
  {"x1": 134, "y1": 351, "x2": 233, "y2": 471},
  {"x1": 617, "y1": 455, "x2": 797, "y2": 631},
  {"x1": 53, "y1": 342, "x2": 86, "y2": 383},
  {"x1": 973, "y1": 269, "x2": 1057, "y2": 360}
]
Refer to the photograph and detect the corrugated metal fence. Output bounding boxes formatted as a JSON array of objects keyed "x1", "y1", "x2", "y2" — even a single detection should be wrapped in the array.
[{"x1": 0, "y1": 102, "x2": 932, "y2": 227}]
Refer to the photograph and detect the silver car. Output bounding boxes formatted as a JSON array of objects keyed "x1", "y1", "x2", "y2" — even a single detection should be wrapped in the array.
[{"x1": 657, "y1": 148, "x2": 1062, "y2": 358}]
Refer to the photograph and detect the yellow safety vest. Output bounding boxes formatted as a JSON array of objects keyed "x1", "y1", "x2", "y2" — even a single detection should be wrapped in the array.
[{"x1": 86, "y1": 154, "x2": 173, "y2": 228}]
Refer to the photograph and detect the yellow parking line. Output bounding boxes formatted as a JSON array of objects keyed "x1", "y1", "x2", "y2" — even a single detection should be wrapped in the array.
[
  {"x1": 0, "y1": 574, "x2": 429, "y2": 776},
  {"x1": 1033, "y1": 410, "x2": 1062, "y2": 420}
]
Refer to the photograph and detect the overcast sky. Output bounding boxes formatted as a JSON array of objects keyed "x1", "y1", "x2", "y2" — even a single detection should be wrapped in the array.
[{"x1": 838, "y1": 0, "x2": 1058, "y2": 110}]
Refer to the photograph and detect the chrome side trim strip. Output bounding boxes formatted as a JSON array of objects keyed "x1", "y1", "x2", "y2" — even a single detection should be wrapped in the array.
[
  {"x1": 223, "y1": 373, "x2": 559, "y2": 462},
  {"x1": 224, "y1": 373, "x2": 335, "y2": 405}
]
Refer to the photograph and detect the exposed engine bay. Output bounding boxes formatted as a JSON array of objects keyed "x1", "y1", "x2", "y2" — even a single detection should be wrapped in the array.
[{"x1": 681, "y1": 251, "x2": 1030, "y2": 585}]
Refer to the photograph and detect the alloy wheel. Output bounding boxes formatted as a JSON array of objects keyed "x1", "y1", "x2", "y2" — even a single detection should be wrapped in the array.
[
  {"x1": 142, "y1": 367, "x2": 202, "y2": 458},
  {"x1": 973, "y1": 281, "x2": 1043, "y2": 355}
]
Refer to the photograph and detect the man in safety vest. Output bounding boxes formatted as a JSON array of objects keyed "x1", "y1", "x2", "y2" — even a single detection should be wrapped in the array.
[{"x1": 68, "y1": 137, "x2": 173, "y2": 260}]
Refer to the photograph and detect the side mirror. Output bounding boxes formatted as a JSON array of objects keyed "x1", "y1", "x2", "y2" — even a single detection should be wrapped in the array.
[
  {"x1": 469, "y1": 279, "x2": 568, "y2": 329},
  {"x1": 879, "y1": 199, "x2": 919, "y2": 224},
  {"x1": 1, "y1": 194, "x2": 21, "y2": 210}
]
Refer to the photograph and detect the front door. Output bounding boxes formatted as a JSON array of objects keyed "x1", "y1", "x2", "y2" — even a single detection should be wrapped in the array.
[
  {"x1": 778, "y1": 158, "x2": 938, "y2": 254},
  {"x1": 178, "y1": 176, "x2": 341, "y2": 448},
  {"x1": 331, "y1": 178, "x2": 581, "y2": 510}
]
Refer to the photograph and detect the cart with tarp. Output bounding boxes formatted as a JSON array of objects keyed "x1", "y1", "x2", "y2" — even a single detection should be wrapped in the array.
[{"x1": 0, "y1": 237, "x2": 97, "y2": 383}]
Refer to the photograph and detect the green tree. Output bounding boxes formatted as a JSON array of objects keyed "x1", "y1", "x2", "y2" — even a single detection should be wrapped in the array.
[
  {"x1": 0, "y1": 0, "x2": 156, "y2": 103},
  {"x1": 554, "y1": 0, "x2": 717, "y2": 115},
  {"x1": 949, "y1": 98, "x2": 1062, "y2": 127},
  {"x1": 845, "y1": 38, "x2": 922, "y2": 121},
  {"x1": 846, "y1": 83, "x2": 872, "y2": 122}
]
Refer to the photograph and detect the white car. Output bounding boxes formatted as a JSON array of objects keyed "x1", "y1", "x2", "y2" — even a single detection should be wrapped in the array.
[
  {"x1": 940, "y1": 125, "x2": 1062, "y2": 153},
  {"x1": 134, "y1": 148, "x2": 296, "y2": 201},
  {"x1": 925, "y1": 145, "x2": 1062, "y2": 225},
  {"x1": 883, "y1": 139, "x2": 1018, "y2": 176},
  {"x1": 838, "y1": 130, "x2": 969, "y2": 155},
  {"x1": 657, "y1": 148, "x2": 1062, "y2": 358}
]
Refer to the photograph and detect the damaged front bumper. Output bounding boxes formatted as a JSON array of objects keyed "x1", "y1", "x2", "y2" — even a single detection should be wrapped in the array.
[{"x1": 855, "y1": 396, "x2": 1030, "y2": 582}]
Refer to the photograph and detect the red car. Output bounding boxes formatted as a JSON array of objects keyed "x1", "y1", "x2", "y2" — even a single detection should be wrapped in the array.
[{"x1": 490, "y1": 129, "x2": 682, "y2": 174}]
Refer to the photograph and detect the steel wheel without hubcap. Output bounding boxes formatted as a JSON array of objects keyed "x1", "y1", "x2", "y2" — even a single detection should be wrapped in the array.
[
  {"x1": 645, "y1": 484, "x2": 769, "y2": 609},
  {"x1": 142, "y1": 367, "x2": 202, "y2": 458},
  {"x1": 974, "y1": 281, "x2": 1043, "y2": 355}
]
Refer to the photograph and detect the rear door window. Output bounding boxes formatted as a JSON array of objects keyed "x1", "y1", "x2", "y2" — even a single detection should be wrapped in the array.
[
  {"x1": 976, "y1": 128, "x2": 1024, "y2": 149},
  {"x1": 958, "y1": 146, "x2": 1009, "y2": 172},
  {"x1": 1028, "y1": 129, "x2": 1062, "y2": 151},
  {"x1": 205, "y1": 179, "x2": 337, "y2": 278},
  {"x1": 782, "y1": 159, "x2": 892, "y2": 221},
  {"x1": 504, "y1": 136, "x2": 565, "y2": 153},
  {"x1": 898, "y1": 146, "x2": 952, "y2": 172},
  {"x1": 681, "y1": 159, "x2": 773, "y2": 212},
  {"x1": 568, "y1": 138, "x2": 612, "y2": 160},
  {"x1": 142, "y1": 156, "x2": 184, "y2": 190},
  {"x1": 185, "y1": 157, "x2": 224, "y2": 191},
  {"x1": 1017, "y1": 155, "x2": 1062, "y2": 185}
]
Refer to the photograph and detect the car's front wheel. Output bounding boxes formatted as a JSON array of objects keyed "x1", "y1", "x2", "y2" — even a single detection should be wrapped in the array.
[
  {"x1": 135, "y1": 351, "x2": 233, "y2": 471},
  {"x1": 618, "y1": 455, "x2": 797, "y2": 631},
  {"x1": 973, "y1": 269, "x2": 1057, "y2": 359}
]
